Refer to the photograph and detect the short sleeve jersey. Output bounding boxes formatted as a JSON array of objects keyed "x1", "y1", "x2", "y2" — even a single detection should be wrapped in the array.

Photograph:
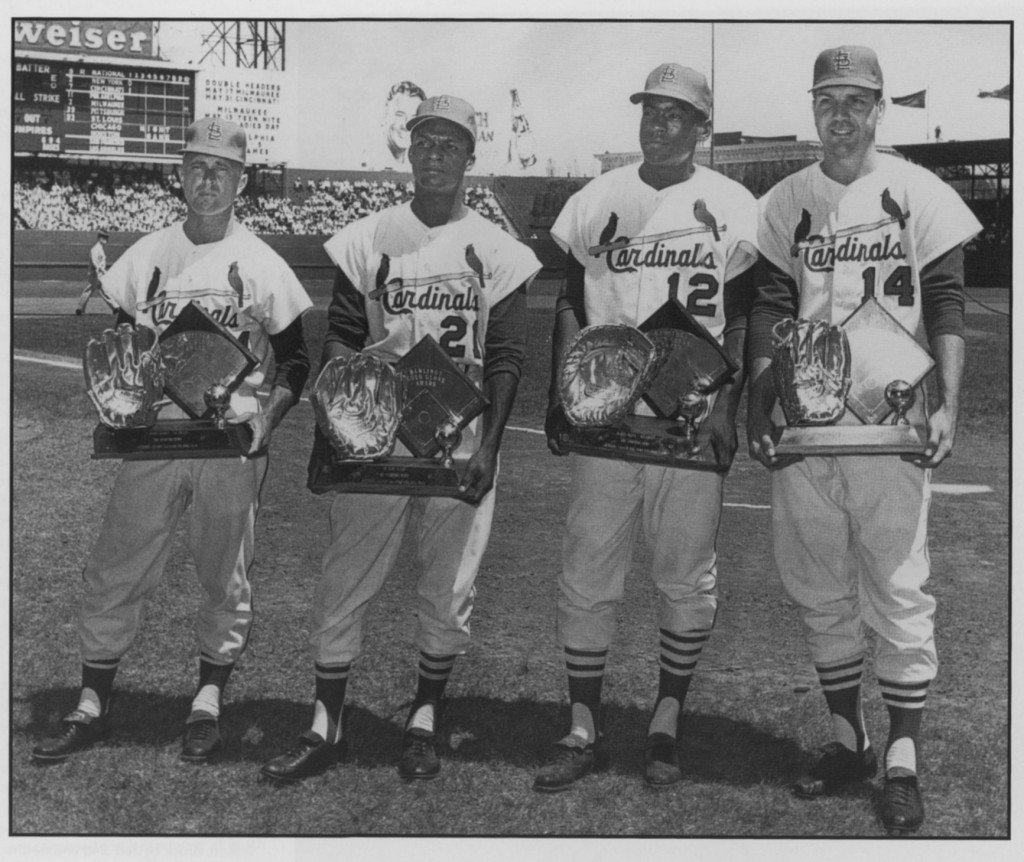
[
  {"x1": 551, "y1": 163, "x2": 760, "y2": 342},
  {"x1": 323, "y1": 202, "x2": 541, "y2": 380},
  {"x1": 101, "y1": 219, "x2": 313, "y2": 399},
  {"x1": 758, "y1": 153, "x2": 982, "y2": 336}
]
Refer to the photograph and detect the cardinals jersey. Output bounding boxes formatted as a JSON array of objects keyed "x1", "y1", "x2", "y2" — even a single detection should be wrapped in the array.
[
  {"x1": 551, "y1": 163, "x2": 760, "y2": 342},
  {"x1": 758, "y1": 153, "x2": 982, "y2": 337},
  {"x1": 324, "y1": 202, "x2": 540, "y2": 382},
  {"x1": 101, "y1": 219, "x2": 313, "y2": 410}
]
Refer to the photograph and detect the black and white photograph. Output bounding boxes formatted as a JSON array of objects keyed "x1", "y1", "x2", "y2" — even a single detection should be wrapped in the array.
[{"x1": 5, "y1": 2, "x2": 1014, "y2": 858}]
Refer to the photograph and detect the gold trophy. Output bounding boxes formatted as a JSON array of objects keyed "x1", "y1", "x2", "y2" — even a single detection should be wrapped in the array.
[
  {"x1": 89, "y1": 302, "x2": 256, "y2": 460},
  {"x1": 307, "y1": 335, "x2": 489, "y2": 497},
  {"x1": 771, "y1": 298, "x2": 934, "y2": 457},
  {"x1": 556, "y1": 299, "x2": 737, "y2": 472}
]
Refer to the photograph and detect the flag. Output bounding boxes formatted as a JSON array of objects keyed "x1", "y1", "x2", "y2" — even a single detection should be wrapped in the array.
[
  {"x1": 508, "y1": 89, "x2": 537, "y2": 169},
  {"x1": 978, "y1": 84, "x2": 1011, "y2": 100},
  {"x1": 891, "y1": 90, "x2": 927, "y2": 108}
]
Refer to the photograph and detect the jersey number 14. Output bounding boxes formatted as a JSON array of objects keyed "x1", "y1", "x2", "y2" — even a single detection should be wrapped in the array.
[{"x1": 861, "y1": 265, "x2": 913, "y2": 305}]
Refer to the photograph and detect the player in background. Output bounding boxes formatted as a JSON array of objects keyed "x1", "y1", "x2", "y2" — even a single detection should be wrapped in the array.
[
  {"x1": 75, "y1": 229, "x2": 114, "y2": 315},
  {"x1": 536, "y1": 64, "x2": 760, "y2": 791},
  {"x1": 260, "y1": 96, "x2": 540, "y2": 785},
  {"x1": 746, "y1": 46, "x2": 981, "y2": 834},
  {"x1": 32, "y1": 117, "x2": 313, "y2": 766}
]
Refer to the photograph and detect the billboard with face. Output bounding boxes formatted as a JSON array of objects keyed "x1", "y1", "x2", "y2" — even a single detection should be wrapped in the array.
[{"x1": 383, "y1": 80, "x2": 426, "y2": 164}]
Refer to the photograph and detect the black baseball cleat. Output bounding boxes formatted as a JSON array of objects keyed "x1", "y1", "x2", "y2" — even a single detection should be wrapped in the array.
[
  {"x1": 880, "y1": 774, "x2": 925, "y2": 835},
  {"x1": 644, "y1": 732, "x2": 682, "y2": 787},
  {"x1": 31, "y1": 710, "x2": 110, "y2": 763},
  {"x1": 181, "y1": 712, "x2": 223, "y2": 763},
  {"x1": 399, "y1": 728, "x2": 442, "y2": 781},
  {"x1": 794, "y1": 742, "x2": 878, "y2": 798},
  {"x1": 533, "y1": 735, "x2": 610, "y2": 793},
  {"x1": 258, "y1": 730, "x2": 347, "y2": 785}
]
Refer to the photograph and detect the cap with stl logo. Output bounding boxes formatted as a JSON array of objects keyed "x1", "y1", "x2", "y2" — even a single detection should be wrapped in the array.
[
  {"x1": 630, "y1": 63, "x2": 712, "y2": 120},
  {"x1": 811, "y1": 46, "x2": 884, "y2": 92},
  {"x1": 180, "y1": 117, "x2": 247, "y2": 164},
  {"x1": 406, "y1": 95, "x2": 478, "y2": 144}
]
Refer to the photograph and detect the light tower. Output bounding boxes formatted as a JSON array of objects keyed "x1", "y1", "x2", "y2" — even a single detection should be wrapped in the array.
[{"x1": 199, "y1": 21, "x2": 285, "y2": 69}]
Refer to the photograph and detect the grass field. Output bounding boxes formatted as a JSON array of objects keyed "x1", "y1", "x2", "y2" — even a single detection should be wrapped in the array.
[{"x1": 8, "y1": 279, "x2": 1010, "y2": 841}]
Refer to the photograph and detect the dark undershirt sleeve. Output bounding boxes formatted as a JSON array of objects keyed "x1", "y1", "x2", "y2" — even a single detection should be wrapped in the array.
[
  {"x1": 748, "y1": 257, "x2": 800, "y2": 361},
  {"x1": 268, "y1": 315, "x2": 311, "y2": 397},
  {"x1": 483, "y1": 284, "x2": 529, "y2": 381},
  {"x1": 722, "y1": 259, "x2": 757, "y2": 336},
  {"x1": 324, "y1": 266, "x2": 370, "y2": 352},
  {"x1": 920, "y1": 245, "x2": 966, "y2": 340},
  {"x1": 554, "y1": 252, "x2": 588, "y2": 328}
]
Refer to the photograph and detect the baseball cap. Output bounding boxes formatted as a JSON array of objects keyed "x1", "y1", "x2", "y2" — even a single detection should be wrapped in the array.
[
  {"x1": 630, "y1": 63, "x2": 712, "y2": 119},
  {"x1": 405, "y1": 95, "x2": 478, "y2": 143},
  {"x1": 181, "y1": 117, "x2": 247, "y2": 164},
  {"x1": 811, "y1": 46, "x2": 884, "y2": 92},
  {"x1": 97, "y1": 229, "x2": 110, "y2": 239}
]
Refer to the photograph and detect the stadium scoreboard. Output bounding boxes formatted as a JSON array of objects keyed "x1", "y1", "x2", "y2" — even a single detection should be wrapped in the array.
[{"x1": 14, "y1": 57, "x2": 194, "y2": 159}]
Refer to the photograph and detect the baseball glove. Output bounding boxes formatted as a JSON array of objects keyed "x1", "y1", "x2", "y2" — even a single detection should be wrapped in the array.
[
  {"x1": 771, "y1": 318, "x2": 851, "y2": 425},
  {"x1": 83, "y1": 323, "x2": 165, "y2": 428},
  {"x1": 559, "y1": 324, "x2": 658, "y2": 427},
  {"x1": 312, "y1": 352, "x2": 404, "y2": 460}
]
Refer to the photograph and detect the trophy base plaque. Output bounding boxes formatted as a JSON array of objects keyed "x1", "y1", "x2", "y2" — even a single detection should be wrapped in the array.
[
  {"x1": 307, "y1": 454, "x2": 468, "y2": 496},
  {"x1": 772, "y1": 423, "x2": 928, "y2": 457},
  {"x1": 92, "y1": 421, "x2": 251, "y2": 460},
  {"x1": 558, "y1": 415, "x2": 727, "y2": 472}
]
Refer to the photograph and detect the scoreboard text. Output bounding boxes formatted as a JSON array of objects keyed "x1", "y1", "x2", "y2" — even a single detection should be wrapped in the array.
[{"x1": 14, "y1": 59, "x2": 194, "y2": 158}]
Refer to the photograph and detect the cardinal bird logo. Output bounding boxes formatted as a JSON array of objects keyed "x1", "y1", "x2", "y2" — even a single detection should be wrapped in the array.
[
  {"x1": 791, "y1": 208, "x2": 812, "y2": 257},
  {"x1": 375, "y1": 254, "x2": 390, "y2": 292},
  {"x1": 228, "y1": 261, "x2": 244, "y2": 304},
  {"x1": 597, "y1": 212, "x2": 619, "y2": 248},
  {"x1": 145, "y1": 266, "x2": 162, "y2": 302},
  {"x1": 881, "y1": 188, "x2": 907, "y2": 230},
  {"x1": 693, "y1": 199, "x2": 720, "y2": 241},
  {"x1": 465, "y1": 244, "x2": 485, "y2": 286}
]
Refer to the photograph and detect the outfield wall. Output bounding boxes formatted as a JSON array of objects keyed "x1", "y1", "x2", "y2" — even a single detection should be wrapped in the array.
[{"x1": 13, "y1": 230, "x2": 337, "y2": 281}]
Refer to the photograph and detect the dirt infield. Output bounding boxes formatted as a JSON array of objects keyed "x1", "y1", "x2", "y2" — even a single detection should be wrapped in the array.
[{"x1": 8, "y1": 280, "x2": 1009, "y2": 837}]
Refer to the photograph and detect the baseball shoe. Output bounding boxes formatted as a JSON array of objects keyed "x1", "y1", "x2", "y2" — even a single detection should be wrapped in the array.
[
  {"x1": 258, "y1": 730, "x2": 346, "y2": 785},
  {"x1": 75, "y1": 309, "x2": 83, "y2": 316},
  {"x1": 879, "y1": 774, "x2": 925, "y2": 835},
  {"x1": 31, "y1": 710, "x2": 110, "y2": 763},
  {"x1": 644, "y1": 732, "x2": 682, "y2": 787},
  {"x1": 180, "y1": 711, "x2": 223, "y2": 763},
  {"x1": 794, "y1": 742, "x2": 878, "y2": 798},
  {"x1": 532, "y1": 735, "x2": 610, "y2": 793},
  {"x1": 399, "y1": 728, "x2": 442, "y2": 781}
]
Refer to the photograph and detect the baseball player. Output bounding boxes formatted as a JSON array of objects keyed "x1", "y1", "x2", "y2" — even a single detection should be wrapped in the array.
[
  {"x1": 747, "y1": 46, "x2": 981, "y2": 834},
  {"x1": 75, "y1": 229, "x2": 114, "y2": 315},
  {"x1": 259, "y1": 95, "x2": 541, "y2": 784},
  {"x1": 536, "y1": 64, "x2": 759, "y2": 791},
  {"x1": 31, "y1": 117, "x2": 313, "y2": 765}
]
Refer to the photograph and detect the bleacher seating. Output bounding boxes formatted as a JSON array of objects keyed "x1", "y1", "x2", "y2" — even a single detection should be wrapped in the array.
[{"x1": 13, "y1": 165, "x2": 510, "y2": 237}]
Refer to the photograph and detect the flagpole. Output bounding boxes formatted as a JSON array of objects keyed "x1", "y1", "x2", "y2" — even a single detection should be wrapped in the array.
[
  {"x1": 709, "y1": 22, "x2": 715, "y2": 170},
  {"x1": 925, "y1": 85, "x2": 930, "y2": 141}
]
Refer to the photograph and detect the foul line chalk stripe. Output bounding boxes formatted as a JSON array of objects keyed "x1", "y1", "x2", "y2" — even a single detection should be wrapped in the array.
[{"x1": 9, "y1": 354, "x2": 996, "y2": 498}]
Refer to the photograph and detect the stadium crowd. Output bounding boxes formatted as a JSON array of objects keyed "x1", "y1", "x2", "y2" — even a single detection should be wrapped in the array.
[{"x1": 14, "y1": 165, "x2": 509, "y2": 235}]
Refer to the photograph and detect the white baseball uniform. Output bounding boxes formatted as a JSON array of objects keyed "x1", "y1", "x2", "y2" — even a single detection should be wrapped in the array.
[
  {"x1": 550, "y1": 163, "x2": 759, "y2": 648},
  {"x1": 757, "y1": 153, "x2": 981, "y2": 683},
  {"x1": 311, "y1": 202, "x2": 540, "y2": 664},
  {"x1": 80, "y1": 218, "x2": 313, "y2": 666}
]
